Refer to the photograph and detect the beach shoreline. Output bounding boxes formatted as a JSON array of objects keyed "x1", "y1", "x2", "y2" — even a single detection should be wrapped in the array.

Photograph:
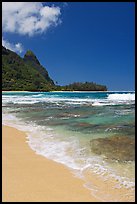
[
  {"x1": 2, "y1": 125, "x2": 100, "y2": 202},
  {"x1": 2, "y1": 124, "x2": 135, "y2": 202}
]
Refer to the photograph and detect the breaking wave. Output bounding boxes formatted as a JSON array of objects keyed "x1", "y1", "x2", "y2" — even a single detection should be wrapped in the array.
[{"x1": 107, "y1": 93, "x2": 135, "y2": 101}]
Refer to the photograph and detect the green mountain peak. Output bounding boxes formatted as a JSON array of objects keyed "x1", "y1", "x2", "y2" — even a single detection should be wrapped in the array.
[
  {"x1": 25, "y1": 50, "x2": 36, "y2": 56},
  {"x1": 2, "y1": 46, "x2": 55, "y2": 91},
  {"x1": 24, "y1": 49, "x2": 40, "y2": 65}
]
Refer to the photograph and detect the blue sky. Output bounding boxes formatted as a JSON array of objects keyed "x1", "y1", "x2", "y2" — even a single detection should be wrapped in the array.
[{"x1": 2, "y1": 2, "x2": 135, "y2": 91}]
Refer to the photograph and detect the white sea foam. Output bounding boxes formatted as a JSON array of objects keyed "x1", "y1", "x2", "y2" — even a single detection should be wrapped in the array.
[{"x1": 107, "y1": 93, "x2": 135, "y2": 101}]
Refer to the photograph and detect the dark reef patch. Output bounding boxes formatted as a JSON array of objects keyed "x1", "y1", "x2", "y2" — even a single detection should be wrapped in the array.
[{"x1": 90, "y1": 135, "x2": 135, "y2": 162}]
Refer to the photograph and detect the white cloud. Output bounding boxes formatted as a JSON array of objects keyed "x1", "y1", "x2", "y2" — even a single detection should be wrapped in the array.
[
  {"x1": 2, "y1": 38, "x2": 23, "y2": 53},
  {"x1": 2, "y1": 2, "x2": 61, "y2": 36}
]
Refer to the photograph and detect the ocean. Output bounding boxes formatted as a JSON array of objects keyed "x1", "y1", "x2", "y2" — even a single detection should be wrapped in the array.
[{"x1": 2, "y1": 91, "x2": 135, "y2": 201}]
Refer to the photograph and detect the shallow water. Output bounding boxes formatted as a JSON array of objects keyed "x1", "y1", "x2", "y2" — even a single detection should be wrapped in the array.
[{"x1": 2, "y1": 91, "x2": 135, "y2": 200}]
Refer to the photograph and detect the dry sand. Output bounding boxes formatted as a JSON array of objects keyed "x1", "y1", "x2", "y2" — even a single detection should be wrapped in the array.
[{"x1": 2, "y1": 125, "x2": 100, "y2": 202}]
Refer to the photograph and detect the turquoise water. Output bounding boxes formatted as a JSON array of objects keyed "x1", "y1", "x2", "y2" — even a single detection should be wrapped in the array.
[{"x1": 2, "y1": 91, "x2": 135, "y2": 199}]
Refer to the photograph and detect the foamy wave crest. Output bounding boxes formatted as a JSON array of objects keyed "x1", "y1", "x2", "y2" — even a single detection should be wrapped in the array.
[
  {"x1": 2, "y1": 95, "x2": 94, "y2": 105},
  {"x1": 107, "y1": 93, "x2": 135, "y2": 101}
]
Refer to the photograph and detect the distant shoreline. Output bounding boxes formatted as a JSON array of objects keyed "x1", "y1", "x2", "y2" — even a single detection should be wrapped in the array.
[
  {"x1": 2, "y1": 91, "x2": 29, "y2": 93},
  {"x1": 2, "y1": 90, "x2": 135, "y2": 93}
]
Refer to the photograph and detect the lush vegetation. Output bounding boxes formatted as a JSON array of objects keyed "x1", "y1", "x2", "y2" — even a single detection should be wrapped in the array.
[
  {"x1": 60, "y1": 82, "x2": 107, "y2": 91},
  {"x1": 2, "y1": 46, "x2": 107, "y2": 91},
  {"x1": 2, "y1": 46, "x2": 55, "y2": 91}
]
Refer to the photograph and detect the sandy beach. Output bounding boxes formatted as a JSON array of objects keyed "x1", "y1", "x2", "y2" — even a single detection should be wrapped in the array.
[
  {"x1": 2, "y1": 125, "x2": 100, "y2": 202},
  {"x1": 2, "y1": 125, "x2": 135, "y2": 202}
]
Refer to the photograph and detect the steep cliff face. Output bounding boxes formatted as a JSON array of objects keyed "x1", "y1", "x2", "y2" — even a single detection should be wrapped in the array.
[
  {"x1": 2, "y1": 46, "x2": 55, "y2": 91},
  {"x1": 24, "y1": 50, "x2": 54, "y2": 85}
]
